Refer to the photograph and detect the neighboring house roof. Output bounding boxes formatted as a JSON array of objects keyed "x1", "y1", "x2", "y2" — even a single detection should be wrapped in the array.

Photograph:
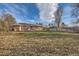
[{"x1": 12, "y1": 23, "x2": 43, "y2": 27}]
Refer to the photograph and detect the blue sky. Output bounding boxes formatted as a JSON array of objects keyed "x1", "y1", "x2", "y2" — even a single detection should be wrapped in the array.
[{"x1": 0, "y1": 3, "x2": 76, "y2": 26}]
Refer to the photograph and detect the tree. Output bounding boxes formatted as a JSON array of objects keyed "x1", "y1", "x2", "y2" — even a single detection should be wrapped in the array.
[
  {"x1": 0, "y1": 19, "x2": 4, "y2": 31},
  {"x1": 71, "y1": 4, "x2": 79, "y2": 17},
  {"x1": 2, "y1": 13, "x2": 16, "y2": 31},
  {"x1": 36, "y1": 22, "x2": 42, "y2": 25},
  {"x1": 54, "y1": 6, "x2": 63, "y2": 31},
  {"x1": 48, "y1": 23, "x2": 53, "y2": 27},
  {"x1": 71, "y1": 3, "x2": 79, "y2": 23},
  {"x1": 0, "y1": 18, "x2": 6, "y2": 31},
  {"x1": 61, "y1": 22, "x2": 68, "y2": 27}
]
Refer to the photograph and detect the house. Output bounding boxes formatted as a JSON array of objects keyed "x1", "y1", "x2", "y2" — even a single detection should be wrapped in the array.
[
  {"x1": 49, "y1": 26, "x2": 74, "y2": 32},
  {"x1": 71, "y1": 26, "x2": 79, "y2": 32},
  {"x1": 10, "y1": 23, "x2": 43, "y2": 32}
]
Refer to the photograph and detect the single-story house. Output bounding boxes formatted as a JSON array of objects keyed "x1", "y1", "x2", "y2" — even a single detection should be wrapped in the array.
[
  {"x1": 50, "y1": 26, "x2": 75, "y2": 32},
  {"x1": 9, "y1": 23, "x2": 43, "y2": 32}
]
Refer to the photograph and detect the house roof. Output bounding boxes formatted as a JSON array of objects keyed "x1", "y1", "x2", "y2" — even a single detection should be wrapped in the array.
[{"x1": 12, "y1": 23, "x2": 43, "y2": 27}]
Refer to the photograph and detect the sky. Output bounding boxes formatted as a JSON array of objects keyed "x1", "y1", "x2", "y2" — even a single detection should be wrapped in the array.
[{"x1": 0, "y1": 3, "x2": 76, "y2": 26}]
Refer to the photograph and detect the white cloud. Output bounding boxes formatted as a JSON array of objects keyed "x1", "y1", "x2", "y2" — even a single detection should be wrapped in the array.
[{"x1": 36, "y1": 3, "x2": 58, "y2": 20}]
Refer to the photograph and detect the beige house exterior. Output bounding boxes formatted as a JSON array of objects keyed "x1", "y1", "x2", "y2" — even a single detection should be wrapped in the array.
[{"x1": 10, "y1": 23, "x2": 43, "y2": 32}]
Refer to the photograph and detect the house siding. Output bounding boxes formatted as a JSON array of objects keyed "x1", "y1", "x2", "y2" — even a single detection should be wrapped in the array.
[{"x1": 10, "y1": 23, "x2": 43, "y2": 32}]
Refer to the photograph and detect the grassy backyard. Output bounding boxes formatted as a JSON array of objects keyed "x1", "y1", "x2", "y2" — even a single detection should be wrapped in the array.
[{"x1": 0, "y1": 32, "x2": 79, "y2": 56}]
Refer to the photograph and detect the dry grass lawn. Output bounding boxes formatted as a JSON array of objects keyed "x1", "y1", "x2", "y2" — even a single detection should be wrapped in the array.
[{"x1": 0, "y1": 32, "x2": 79, "y2": 56}]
